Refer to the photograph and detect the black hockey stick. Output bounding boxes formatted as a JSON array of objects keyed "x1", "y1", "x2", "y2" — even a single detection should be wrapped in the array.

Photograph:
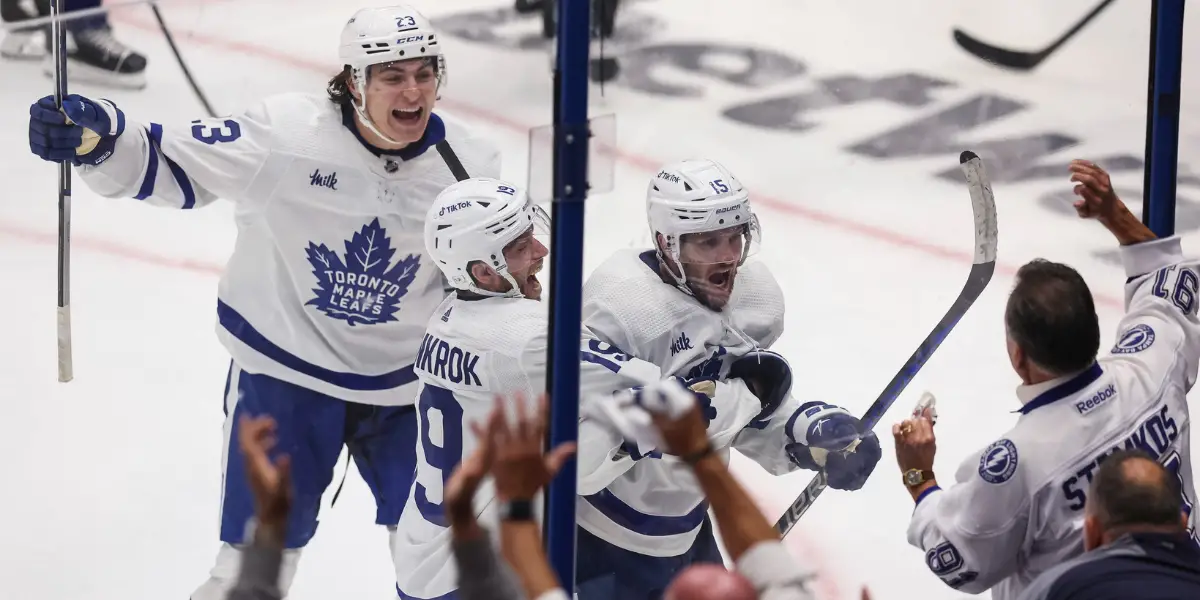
[
  {"x1": 775, "y1": 150, "x2": 998, "y2": 537},
  {"x1": 149, "y1": 2, "x2": 218, "y2": 117},
  {"x1": 952, "y1": 0, "x2": 1116, "y2": 71},
  {"x1": 50, "y1": 0, "x2": 74, "y2": 382}
]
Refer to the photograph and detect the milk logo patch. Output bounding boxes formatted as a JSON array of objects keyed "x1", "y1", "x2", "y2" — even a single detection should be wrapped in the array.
[
  {"x1": 978, "y1": 439, "x2": 1019, "y2": 484},
  {"x1": 305, "y1": 218, "x2": 420, "y2": 326},
  {"x1": 1112, "y1": 324, "x2": 1155, "y2": 354}
]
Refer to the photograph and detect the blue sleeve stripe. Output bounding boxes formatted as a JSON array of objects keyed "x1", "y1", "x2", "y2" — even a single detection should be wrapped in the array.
[
  {"x1": 216, "y1": 299, "x2": 418, "y2": 391},
  {"x1": 134, "y1": 126, "x2": 159, "y2": 201},
  {"x1": 915, "y1": 485, "x2": 942, "y2": 507},
  {"x1": 147, "y1": 123, "x2": 197, "y2": 209},
  {"x1": 582, "y1": 488, "x2": 708, "y2": 537}
]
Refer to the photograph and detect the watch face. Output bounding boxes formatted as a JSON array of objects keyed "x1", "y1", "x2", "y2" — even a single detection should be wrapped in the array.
[{"x1": 905, "y1": 470, "x2": 922, "y2": 486}]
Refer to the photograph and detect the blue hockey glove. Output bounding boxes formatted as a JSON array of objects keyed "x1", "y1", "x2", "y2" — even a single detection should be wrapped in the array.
[
  {"x1": 785, "y1": 402, "x2": 882, "y2": 491},
  {"x1": 728, "y1": 349, "x2": 793, "y2": 420},
  {"x1": 28, "y1": 94, "x2": 123, "y2": 166}
]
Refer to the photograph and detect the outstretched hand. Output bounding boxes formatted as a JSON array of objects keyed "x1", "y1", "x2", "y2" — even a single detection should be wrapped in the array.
[
  {"x1": 238, "y1": 415, "x2": 293, "y2": 539},
  {"x1": 1068, "y1": 159, "x2": 1124, "y2": 220},
  {"x1": 489, "y1": 393, "x2": 576, "y2": 501}
]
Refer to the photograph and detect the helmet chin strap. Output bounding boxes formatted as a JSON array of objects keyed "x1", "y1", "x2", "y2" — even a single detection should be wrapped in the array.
[
  {"x1": 655, "y1": 237, "x2": 697, "y2": 300},
  {"x1": 465, "y1": 270, "x2": 526, "y2": 299}
]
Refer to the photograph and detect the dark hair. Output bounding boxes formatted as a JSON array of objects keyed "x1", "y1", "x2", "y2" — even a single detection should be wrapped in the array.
[
  {"x1": 1090, "y1": 449, "x2": 1183, "y2": 531},
  {"x1": 1004, "y1": 259, "x2": 1100, "y2": 375},
  {"x1": 327, "y1": 66, "x2": 354, "y2": 106}
]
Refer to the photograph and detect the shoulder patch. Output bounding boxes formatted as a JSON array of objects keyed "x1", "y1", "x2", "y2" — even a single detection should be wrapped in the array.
[
  {"x1": 978, "y1": 439, "x2": 1019, "y2": 484},
  {"x1": 1112, "y1": 324, "x2": 1155, "y2": 354}
]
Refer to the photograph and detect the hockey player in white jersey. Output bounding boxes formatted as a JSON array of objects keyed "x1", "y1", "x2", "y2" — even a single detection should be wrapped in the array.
[
  {"x1": 26, "y1": 6, "x2": 499, "y2": 599},
  {"x1": 394, "y1": 177, "x2": 710, "y2": 599},
  {"x1": 575, "y1": 158, "x2": 883, "y2": 600},
  {"x1": 893, "y1": 159, "x2": 1200, "y2": 600}
]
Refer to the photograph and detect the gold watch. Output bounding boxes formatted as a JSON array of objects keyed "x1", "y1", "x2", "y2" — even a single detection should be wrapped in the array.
[{"x1": 903, "y1": 468, "x2": 934, "y2": 488}]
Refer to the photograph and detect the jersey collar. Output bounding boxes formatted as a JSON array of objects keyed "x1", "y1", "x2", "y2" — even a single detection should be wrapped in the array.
[
  {"x1": 1015, "y1": 362, "x2": 1103, "y2": 414},
  {"x1": 340, "y1": 102, "x2": 446, "y2": 161}
]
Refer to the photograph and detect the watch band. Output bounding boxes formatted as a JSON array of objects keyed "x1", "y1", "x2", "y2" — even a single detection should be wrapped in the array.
[
  {"x1": 681, "y1": 442, "x2": 715, "y2": 465},
  {"x1": 498, "y1": 498, "x2": 535, "y2": 521}
]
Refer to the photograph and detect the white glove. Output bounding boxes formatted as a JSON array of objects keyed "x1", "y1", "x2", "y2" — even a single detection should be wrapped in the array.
[{"x1": 581, "y1": 378, "x2": 702, "y2": 455}]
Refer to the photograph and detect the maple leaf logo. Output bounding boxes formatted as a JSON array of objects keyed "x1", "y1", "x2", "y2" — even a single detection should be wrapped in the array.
[{"x1": 304, "y1": 218, "x2": 421, "y2": 326}]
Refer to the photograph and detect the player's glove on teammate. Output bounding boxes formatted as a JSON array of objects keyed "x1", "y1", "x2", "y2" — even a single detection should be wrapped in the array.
[
  {"x1": 29, "y1": 94, "x2": 124, "y2": 166},
  {"x1": 785, "y1": 402, "x2": 882, "y2": 491}
]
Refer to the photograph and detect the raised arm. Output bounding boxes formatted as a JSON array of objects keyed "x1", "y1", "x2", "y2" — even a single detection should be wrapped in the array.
[{"x1": 29, "y1": 94, "x2": 273, "y2": 209}]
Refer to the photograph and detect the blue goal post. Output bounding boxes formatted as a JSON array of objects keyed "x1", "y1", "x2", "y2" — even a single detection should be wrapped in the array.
[
  {"x1": 544, "y1": 0, "x2": 591, "y2": 594},
  {"x1": 1143, "y1": 0, "x2": 1186, "y2": 237}
]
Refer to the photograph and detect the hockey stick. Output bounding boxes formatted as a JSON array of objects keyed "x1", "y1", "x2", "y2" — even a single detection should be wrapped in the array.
[
  {"x1": 149, "y1": 2, "x2": 218, "y2": 117},
  {"x1": 951, "y1": 0, "x2": 1115, "y2": 71},
  {"x1": 775, "y1": 150, "x2": 998, "y2": 537},
  {"x1": 51, "y1": 0, "x2": 73, "y2": 383}
]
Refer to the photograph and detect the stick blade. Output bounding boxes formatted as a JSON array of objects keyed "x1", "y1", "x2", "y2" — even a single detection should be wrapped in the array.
[
  {"x1": 958, "y1": 151, "x2": 999, "y2": 266},
  {"x1": 952, "y1": 29, "x2": 1045, "y2": 71}
]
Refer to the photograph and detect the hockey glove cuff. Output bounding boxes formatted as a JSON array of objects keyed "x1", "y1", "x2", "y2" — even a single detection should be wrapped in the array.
[{"x1": 785, "y1": 402, "x2": 882, "y2": 491}]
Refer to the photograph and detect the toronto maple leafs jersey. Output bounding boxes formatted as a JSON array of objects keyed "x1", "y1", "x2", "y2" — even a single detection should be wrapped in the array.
[
  {"x1": 392, "y1": 293, "x2": 666, "y2": 599},
  {"x1": 907, "y1": 236, "x2": 1200, "y2": 600},
  {"x1": 75, "y1": 93, "x2": 500, "y2": 406},
  {"x1": 576, "y1": 248, "x2": 806, "y2": 557}
]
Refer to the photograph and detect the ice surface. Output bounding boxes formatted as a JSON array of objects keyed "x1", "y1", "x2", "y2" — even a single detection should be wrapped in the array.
[{"x1": 2, "y1": 0, "x2": 1200, "y2": 598}]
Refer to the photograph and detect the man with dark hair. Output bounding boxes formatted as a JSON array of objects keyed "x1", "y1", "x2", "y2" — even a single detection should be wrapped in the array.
[
  {"x1": 893, "y1": 159, "x2": 1200, "y2": 600},
  {"x1": 1017, "y1": 449, "x2": 1200, "y2": 599},
  {"x1": 25, "y1": 4, "x2": 500, "y2": 599}
]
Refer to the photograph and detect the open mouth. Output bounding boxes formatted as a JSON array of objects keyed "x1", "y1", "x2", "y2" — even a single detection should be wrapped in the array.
[
  {"x1": 391, "y1": 107, "x2": 423, "y2": 124},
  {"x1": 527, "y1": 261, "x2": 544, "y2": 289},
  {"x1": 707, "y1": 269, "x2": 733, "y2": 291}
]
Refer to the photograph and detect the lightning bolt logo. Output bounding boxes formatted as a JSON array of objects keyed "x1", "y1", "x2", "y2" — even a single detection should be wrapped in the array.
[{"x1": 978, "y1": 439, "x2": 1019, "y2": 484}]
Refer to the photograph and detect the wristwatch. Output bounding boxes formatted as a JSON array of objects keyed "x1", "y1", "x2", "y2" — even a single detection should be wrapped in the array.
[
  {"x1": 497, "y1": 498, "x2": 535, "y2": 522},
  {"x1": 903, "y1": 468, "x2": 935, "y2": 488}
]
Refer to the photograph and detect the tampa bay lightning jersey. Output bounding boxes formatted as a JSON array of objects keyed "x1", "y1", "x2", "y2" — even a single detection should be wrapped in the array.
[
  {"x1": 577, "y1": 248, "x2": 805, "y2": 557},
  {"x1": 908, "y1": 236, "x2": 1200, "y2": 600},
  {"x1": 392, "y1": 293, "x2": 665, "y2": 599},
  {"x1": 75, "y1": 93, "x2": 501, "y2": 405}
]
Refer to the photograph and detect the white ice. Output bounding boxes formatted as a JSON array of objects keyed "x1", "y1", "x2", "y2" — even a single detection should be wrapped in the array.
[{"x1": 2, "y1": 1, "x2": 1200, "y2": 599}]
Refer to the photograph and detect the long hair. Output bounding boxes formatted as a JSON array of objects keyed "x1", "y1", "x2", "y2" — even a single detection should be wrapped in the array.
[{"x1": 327, "y1": 66, "x2": 354, "y2": 106}]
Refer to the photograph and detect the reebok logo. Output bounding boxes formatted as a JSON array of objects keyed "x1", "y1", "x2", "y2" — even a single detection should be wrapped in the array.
[{"x1": 1075, "y1": 384, "x2": 1116, "y2": 415}]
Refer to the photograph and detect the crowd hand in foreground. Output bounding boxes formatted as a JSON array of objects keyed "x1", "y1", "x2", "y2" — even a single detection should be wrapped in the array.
[
  {"x1": 239, "y1": 414, "x2": 293, "y2": 547},
  {"x1": 451, "y1": 391, "x2": 576, "y2": 600}
]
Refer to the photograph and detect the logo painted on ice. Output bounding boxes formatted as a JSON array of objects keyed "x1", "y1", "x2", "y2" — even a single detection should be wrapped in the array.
[{"x1": 305, "y1": 218, "x2": 420, "y2": 326}]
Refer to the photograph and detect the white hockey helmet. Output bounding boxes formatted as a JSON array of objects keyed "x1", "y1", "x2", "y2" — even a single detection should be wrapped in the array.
[
  {"x1": 338, "y1": 5, "x2": 445, "y2": 144},
  {"x1": 425, "y1": 178, "x2": 551, "y2": 298},
  {"x1": 646, "y1": 158, "x2": 761, "y2": 288}
]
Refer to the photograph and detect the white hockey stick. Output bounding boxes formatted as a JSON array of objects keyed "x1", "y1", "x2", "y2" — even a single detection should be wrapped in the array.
[{"x1": 775, "y1": 150, "x2": 998, "y2": 537}]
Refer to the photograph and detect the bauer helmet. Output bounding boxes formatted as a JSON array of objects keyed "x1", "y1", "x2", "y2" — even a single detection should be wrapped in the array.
[
  {"x1": 645, "y1": 158, "x2": 761, "y2": 292},
  {"x1": 425, "y1": 178, "x2": 551, "y2": 298},
  {"x1": 338, "y1": 5, "x2": 445, "y2": 144}
]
